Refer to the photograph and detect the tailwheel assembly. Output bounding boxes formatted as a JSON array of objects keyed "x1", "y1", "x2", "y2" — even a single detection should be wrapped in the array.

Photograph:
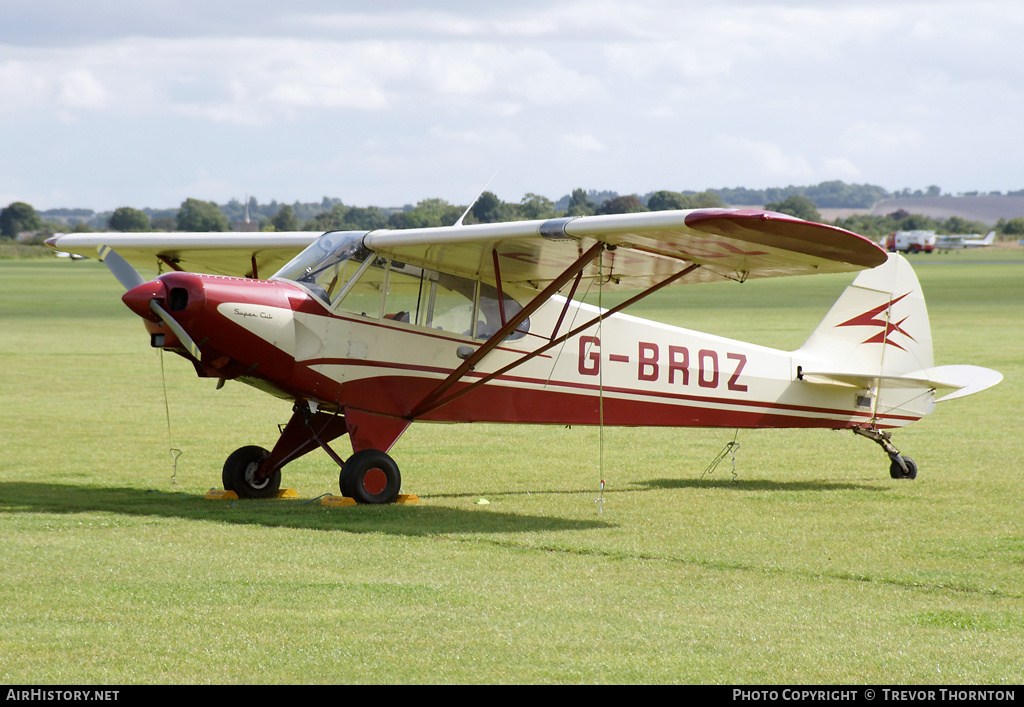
[
  {"x1": 852, "y1": 427, "x2": 917, "y2": 480},
  {"x1": 888, "y1": 455, "x2": 918, "y2": 480}
]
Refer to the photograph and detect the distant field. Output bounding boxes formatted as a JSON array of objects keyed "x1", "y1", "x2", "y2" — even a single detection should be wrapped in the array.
[
  {"x1": 1, "y1": 258, "x2": 1021, "y2": 684},
  {"x1": 744, "y1": 197, "x2": 1024, "y2": 227},
  {"x1": 870, "y1": 196, "x2": 1024, "y2": 225}
]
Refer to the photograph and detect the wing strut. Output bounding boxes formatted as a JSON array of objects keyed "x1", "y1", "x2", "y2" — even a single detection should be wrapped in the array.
[
  {"x1": 412, "y1": 262, "x2": 703, "y2": 419},
  {"x1": 409, "y1": 242, "x2": 605, "y2": 417}
]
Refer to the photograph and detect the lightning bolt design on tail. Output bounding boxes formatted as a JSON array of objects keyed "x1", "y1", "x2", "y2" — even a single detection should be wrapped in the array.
[{"x1": 836, "y1": 292, "x2": 916, "y2": 351}]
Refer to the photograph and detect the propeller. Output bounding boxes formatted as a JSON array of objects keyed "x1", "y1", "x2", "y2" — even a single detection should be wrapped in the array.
[
  {"x1": 99, "y1": 243, "x2": 203, "y2": 362},
  {"x1": 149, "y1": 300, "x2": 202, "y2": 361},
  {"x1": 97, "y1": 244, "x2": 146, "y2": 291}
]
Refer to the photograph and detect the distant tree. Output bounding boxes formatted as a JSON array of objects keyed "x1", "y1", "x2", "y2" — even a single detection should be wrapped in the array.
[
  {"x1": 519, "y1": 193, "x2": 557, "y2": 220},
  {"x1": 942, "y1": 216, "x2": 989, "y2": 235},
  {"x1": 597, "y1": 194, "x2": 648, "y2": 215},
  {"x1": 999, "y1": 217, "x2": 1024, "y2": 235},
  {"x1": 108, "y1": 207, "x2": 151, "y2": 232},
  {"x1": 271, "y1": 204, "x2": 300, "y2": 232},
  {"x1": 925, "y1": 185, "x2": 942, "y2": 198},
  {"x1": 764, "y1": 195, "x2": 820, "y2": 222},
  {"x1": 689, "y1": 191, "x2": 725, "y2": 208},
  {"x1": 343, "y1": 206, "x2": 389, "y2": 230},
  {"x1": 307, "y1": 203, "x2": 349, "y2": 231},
  {"x1": 566, "y1": 188, "x2": 595, "y2": 217},
  {"x1": 176, "y1": 198, "x2": 228, "y2": 231},
  {"x1": 470, "y1": 191, "x2": 505, "y2": 224},
  {"x1": 389, "y1": 199, "x2": 462, "y2": 229},
  {"x1": 897, "y1": 213, "x2": 934, "y2": 231},
  {"x1": 647, "y1": 191, "x2": 692, "y2": 211},
  {"x1": 0, "y1": 202, "x2": 43, "y2": 239}
]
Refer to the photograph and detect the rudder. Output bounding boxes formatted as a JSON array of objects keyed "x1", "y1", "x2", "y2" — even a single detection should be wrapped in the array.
[{"x1": 797, "y1": 253, "x2": 933, "y2": 378}]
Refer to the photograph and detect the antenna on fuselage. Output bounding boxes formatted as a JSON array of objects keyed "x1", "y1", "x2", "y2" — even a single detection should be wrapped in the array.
[{"x1": 452, "y1": 168, "x2": 501, "y2": 227}]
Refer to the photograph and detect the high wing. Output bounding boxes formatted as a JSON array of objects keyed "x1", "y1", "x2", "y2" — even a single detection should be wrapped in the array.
[
  {"x1": 46, "y1": 209, "x2": 886, "y2": 288},
  {"x1": 362, "y1": 209, "x2": 887, "y2": 291},
  {"x1": 44, "y1": 231, "x2": 318, "y2": 279}
]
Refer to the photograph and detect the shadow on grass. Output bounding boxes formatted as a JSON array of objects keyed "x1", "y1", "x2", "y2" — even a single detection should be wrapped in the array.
[
  {"x1": 634, "y1": 477, "x2": 886, "y2": 492},
  {"x1": 0, "y1": 482, "x2": 613, "y2": 535},
  {"x1": 396, "y1": 476, "x2": 884, "y2": 500}
]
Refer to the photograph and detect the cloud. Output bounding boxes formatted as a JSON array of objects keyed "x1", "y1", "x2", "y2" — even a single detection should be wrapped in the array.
[
  {"x1": 718, "y1": 136, "x2": 815, "y2": 182},
  {"x1": 561, "y1": 133, "x2": 606, "y2": 153},
  {"x1": 4, "y1": 1, "x2": 1024, "y2": 208},
  {"x1": 57, "y1": 69, "x2": 108, "y2": 109},
  {"x1": 823, "y1": 158, "x2": 863, "y2": 181},
  {"x1": 840, "y1": 122, "x2": 925, "y2": 154},
  {"x1": 0, "y1": 35, "x2": 606, "y2": 127}
]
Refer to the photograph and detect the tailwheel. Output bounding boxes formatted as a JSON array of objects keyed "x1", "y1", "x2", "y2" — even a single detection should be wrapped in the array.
[
  {"x1": 340, "y1": 449, "x2": 401, "y2": 504},
  {"x1": 889, "y1": 455, "x2": 918, "y2": 480},
  {"x1": 223, "y1": 445, "x2": 281, "y2": 499},
  {"x1": 853, "y1": 427, "x2": 918, "y2": 480}
]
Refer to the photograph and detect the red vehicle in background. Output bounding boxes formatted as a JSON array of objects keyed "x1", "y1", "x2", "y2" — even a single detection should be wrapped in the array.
[{"x1": 881, "y1": 230, "x2": 936, "y2": 253}]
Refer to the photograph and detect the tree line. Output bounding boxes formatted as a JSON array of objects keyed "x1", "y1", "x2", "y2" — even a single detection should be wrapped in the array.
[{"x1": 5, "y1": 181, "x2": 1024, "y2": 242}]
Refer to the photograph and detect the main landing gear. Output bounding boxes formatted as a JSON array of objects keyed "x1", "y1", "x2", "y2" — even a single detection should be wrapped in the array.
[
  {"x1": 852, "y1": 427, "x2": 918, "y2": 480},
  {"x1": 220, "y1": 402, "x2": 406, "y2": 503},
  {"x1": 339, "y1": 449, "x2": 402, "y2": 505}
]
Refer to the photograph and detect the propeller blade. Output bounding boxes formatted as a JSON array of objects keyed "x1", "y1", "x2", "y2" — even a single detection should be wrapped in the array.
[
  {"x1": 150, "y1": 300, "x2": 202, "y2": 361},
  {"x1": 97, "y1": 244, "x2": 146, "y2": 291}
]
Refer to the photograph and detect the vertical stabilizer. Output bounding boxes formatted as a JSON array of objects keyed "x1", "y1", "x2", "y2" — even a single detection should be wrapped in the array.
[{"x1": 797, "y1": 253, "x2": 933, "y2": 378}]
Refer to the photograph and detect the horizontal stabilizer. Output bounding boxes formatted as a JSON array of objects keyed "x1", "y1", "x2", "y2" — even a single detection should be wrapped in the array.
[{"x1": 799, "y1": 365, "x2": 1002, "y2": 402}]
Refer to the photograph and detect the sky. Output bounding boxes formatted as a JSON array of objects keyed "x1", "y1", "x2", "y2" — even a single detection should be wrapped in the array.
[{"x1": 2, "y1": 0, "x2": 1023, "y2": 212}]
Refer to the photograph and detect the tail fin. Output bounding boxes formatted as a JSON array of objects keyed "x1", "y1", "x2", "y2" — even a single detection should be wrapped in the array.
[
  {"x1": 798, "y1": 253, "x2": 933, "y2": 377},
  {"x1": 796, "y1": 253, "x2": 1000, "y2": 424}
]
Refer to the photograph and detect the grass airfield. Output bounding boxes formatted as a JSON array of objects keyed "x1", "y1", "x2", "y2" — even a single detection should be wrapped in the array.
[{"x1": 1, "y1": 251, "x2": 1022, "y2": 684}]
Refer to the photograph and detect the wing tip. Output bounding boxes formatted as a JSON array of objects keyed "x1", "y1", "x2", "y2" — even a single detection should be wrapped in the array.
[{"x1": 684, "y1": 208, "x2": 887, "y2": 269}]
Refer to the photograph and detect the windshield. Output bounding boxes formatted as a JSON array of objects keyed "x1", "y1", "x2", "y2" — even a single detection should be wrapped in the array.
[{"x1": 270, "y1": 231, "x2": 370, "y2": 304}]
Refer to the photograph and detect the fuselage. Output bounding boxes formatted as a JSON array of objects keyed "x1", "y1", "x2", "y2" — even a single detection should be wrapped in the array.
[{"x1": 125, "y1": 270, "x2": 922, "y2": 432}]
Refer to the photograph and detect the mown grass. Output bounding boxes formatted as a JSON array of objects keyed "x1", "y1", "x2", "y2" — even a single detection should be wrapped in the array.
[{"x1": 1, "y1": 255, "x2": 1022, "y2": 684}]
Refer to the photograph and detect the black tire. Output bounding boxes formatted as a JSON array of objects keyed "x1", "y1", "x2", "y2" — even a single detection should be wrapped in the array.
[
  {"x1": 223, "y1": 445, "x2": 281, "y2": 499},
  {"x1": 889, "y1": 456, "x2": 918, "y2": 480},
  {"x1": 339, "y1": 449, "x2": 401, "y2": 504}
]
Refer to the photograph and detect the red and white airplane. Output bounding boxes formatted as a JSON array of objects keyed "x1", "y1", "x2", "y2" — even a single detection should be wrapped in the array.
[{"x1": 47, "y1": 209, "x2": 1001, "y2": 503}]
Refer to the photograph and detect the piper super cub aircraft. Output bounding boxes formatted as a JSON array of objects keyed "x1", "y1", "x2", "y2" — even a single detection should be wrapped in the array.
[{"x1": 47, "y1": 208, "x2": 1001, "y2": 503}]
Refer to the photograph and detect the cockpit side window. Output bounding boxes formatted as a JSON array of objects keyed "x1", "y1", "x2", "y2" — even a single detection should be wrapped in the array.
[
  {"x1": 273, "y1": 232, "x2": 529, "y2": 340},
  {"x1": 379, "y1": 260, "x2": 424, "y2": 325},
  {"x1": 476, "y1": 282, "x2": 528, "y2": 340},
  {"x1": 332, "y1": 257, "x2": 387, "y2": 317}
]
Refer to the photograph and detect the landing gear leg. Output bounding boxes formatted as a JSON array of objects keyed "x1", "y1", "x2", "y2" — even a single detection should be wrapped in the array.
[
  {"x1": 221, "y1": 403, "x2": 350, "y2": 498},
  {"x1": 220, "y1": 402, "x2": 411, "y2": 504},
  {"x1": 852, "y1": 427, "x2": 917, "y2": 480}
]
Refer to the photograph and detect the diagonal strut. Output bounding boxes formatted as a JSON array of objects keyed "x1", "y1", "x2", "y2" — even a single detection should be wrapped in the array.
[
  {"x1": 412, "y1": 262, "x2": 702, "y2": 418},
  {"x1": 408, "y1": 242, "x2": 605, "y2": 418}
]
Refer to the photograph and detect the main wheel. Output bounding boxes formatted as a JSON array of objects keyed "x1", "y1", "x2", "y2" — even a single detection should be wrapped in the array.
[
  {"x1": 889, "y1": 455, "x2": 918, "y2": 480},
  {"x1": 340, "y1": 449, "x2": 401, "y2": 504},
  {"x1": 223, "y1": 445, "x2": 281, "y2": 499}
]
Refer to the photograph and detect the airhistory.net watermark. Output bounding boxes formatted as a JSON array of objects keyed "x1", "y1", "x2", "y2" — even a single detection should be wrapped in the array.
[{"x1": 6, "y1": 691, "x2": 119, "y2": 702}]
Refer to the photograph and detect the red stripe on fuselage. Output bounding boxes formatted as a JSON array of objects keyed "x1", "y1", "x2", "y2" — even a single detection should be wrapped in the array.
[{"x1": 298, "y1": 356, "x2": 917, "y2": 428}]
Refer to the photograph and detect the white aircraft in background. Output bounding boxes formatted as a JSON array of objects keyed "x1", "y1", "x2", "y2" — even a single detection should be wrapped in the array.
[{"x1": 935, "y1": 231, "x2": 996, "y2": 252}]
